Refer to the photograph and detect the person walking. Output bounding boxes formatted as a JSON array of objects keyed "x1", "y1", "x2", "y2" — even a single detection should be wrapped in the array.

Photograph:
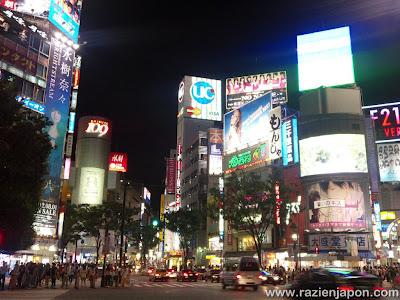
[
  {"x1": 50, "y1": 263, "x2": 58, "y2": 289},
  {"x1": 79, "y1": 265, "x2": 87, "y2": 287},
  {"x1": 8, "y1": 263, "x2": 18, "y2": 290},
  {"x1": 0, "y1": 261, "x2": 8, "y2": 290},
  {"x1": 88, "y1": 265, "x2": 96, "y2": 288}
]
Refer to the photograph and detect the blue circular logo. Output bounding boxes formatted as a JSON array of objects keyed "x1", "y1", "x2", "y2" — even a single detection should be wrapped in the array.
[{"x1": 190, "y1": 81, "x2": 215, "y2": 104}]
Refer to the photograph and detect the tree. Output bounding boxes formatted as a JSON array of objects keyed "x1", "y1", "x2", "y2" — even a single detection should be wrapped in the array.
[
  {"x1": 125, "y1": 220, "x2": 159, "y2": 268},
  {"x1": 165, "y1": 208, "x2": 201, "y2": 266},
  {"x1": 0, "y1": 80, "x2": 51, "y2": 252},
  {"x1": 59, "y1": 202, "x2": 83, "y2": 262},
  {"x1": 210, "y1": 170, "x2": 289, "y2": 266}
]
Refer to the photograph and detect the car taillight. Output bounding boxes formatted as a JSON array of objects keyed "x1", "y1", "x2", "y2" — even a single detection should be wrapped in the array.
[
  {"x1": 236, "y1": 274, "x2": 242, "y2": 279},
  {"x1": 195, "y1": 273, "x2": 199, "y2": 276},
  {"x1": 338, "y1": 285, "x2": 354, "y2": 291}
]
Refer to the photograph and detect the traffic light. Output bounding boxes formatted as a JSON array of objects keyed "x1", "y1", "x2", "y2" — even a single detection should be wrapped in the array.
[{"x1": 152, "y1": 219, "x2": 160, "y2": 227}]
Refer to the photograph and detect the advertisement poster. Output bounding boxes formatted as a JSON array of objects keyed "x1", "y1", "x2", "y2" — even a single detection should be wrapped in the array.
[
  {"x1": 49, "y1": 0, "x2": 83, "y2": 42},
  {"x1": 307, "y1": 181, "x2": 366, "y2": 230},
  {"x1": 1, "y1": 0, "x2": 50, "y2": 17},
  {"x1": 300, "y1": 134, "x2": 368, "y2": 177},
  {"x1": 226, "y1": 71, "x2": 287, "y2": 110},
  {"x1": 34, "y1": 38, "x2": 73, "y2": 237},
  {"x1": 208, "y1": 128, "x2": 223, "y2": 175},
  {"x1": 143, "y1": 187, "x2": 151, "y2": 205},
  {"x1": 177, "y1": 76, "x2": 222, "y2": 121},
  {"x1": 377, "y1": 143, "x2": 400, "y2": 182},
  {"x1": 78, "y1": 167, "x2": 105, "y2": 205},
  {"x1": 224, "y1": 93, "x2": 272, "y2": 154}
]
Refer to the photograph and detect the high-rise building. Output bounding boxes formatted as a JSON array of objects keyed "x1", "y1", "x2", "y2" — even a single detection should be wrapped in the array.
[{"x1": 0, "y1": 2, "x2": 84, "y2": 260}]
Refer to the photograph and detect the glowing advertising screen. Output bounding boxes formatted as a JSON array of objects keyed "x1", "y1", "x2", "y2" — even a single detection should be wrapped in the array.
[
  {"x1": 143, "y1": 187, "x2": 151, "y2": 205},
  {"x1": 177, "y1": 76, "x2": 222, "y2": 121},
  {"x1": 300, "y1": 134, "x2": 367, "y2": 177},
  {"x1": 35, "y1": 38, "x2": 74, "y2": 237},
  {"x1": 224, "y1": 143, "x2": 268, "y2": 175},
  {"x1": 68, "y1": 112, "x2": 76, "y2": 133},
  {"x1": 226, "y1": 71, "x2": 287, "y2": 110},
  {"x1": 208, "y1": 128, "x2": 223, "y2": 175},
  {"x1": 297, "y1": 26, "x2": 355, "y2": 91},
  {"x1": 374, "y1": 202, "x2": 382, "y2": 232},
  {"x1": 1, "y1": 0, "x2": 50, "y2": 17},
  {"x1": 307, "y1": 180, "x2": 366, "y2": 230},
  {"x1": 78, "y1": 167, "x2": 105, "y2": 205},
  {"x1": 108, "y1": 152, "x2": 128, "y2": 173},
  {"x1": 48, "y1": 0, "x2": 83, "y2": 42},
  {"x1": 32, "y1": 201, "x2": 58, "y2": 237},
  {"x1": 363, "y1": 102, "x2": 400, "y2": 143},
  {"x1": 281, "y1": 115, "x2": 299, "y2": 166},
  {"x1": 377, "y1": 143, "x2": 400, "y2": 182},
  {"x1": 16, "y1": 96, "x2": 45, "y2": 114},
  {"x1": 224, "y1": 93, "x2": 282, "y2": 158}
]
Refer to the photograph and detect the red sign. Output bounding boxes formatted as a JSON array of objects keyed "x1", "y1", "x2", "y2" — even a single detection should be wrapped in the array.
[
  {"x1": 109, "y1": 152, "x2": 128, "y2": 173},
  {"x1": 73, "y1": 68, "x2": 80, "y2": 89},
  {"x1": 275, "y1": 183, "x2": 282, "y2": 225},
  {"x1": 166, "y1": 158, "x2": 176, "y2": 194},
  {"x1": 0, "y1": 0, "x2": 15, "y2": 9}
]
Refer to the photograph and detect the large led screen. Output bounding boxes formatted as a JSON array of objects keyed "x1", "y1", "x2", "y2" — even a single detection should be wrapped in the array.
[
  {"x1": 177, "y1": 76, "x2": 222, "y2": 121},
  {"x1": 49, "y1": 0, "x2": 83, "y2": 42},
  {"x1": 297, "y1": 26, "x2": 355, "y2": 91},
  {"x1": 300, "y1": 134, "x2": 367, "y2": 177},
  {"x1": 307, "y1": 180, "x2": 366, "y2": 230},
  {"x1": 224, "y1": 93, "x2": 282, "y2": 160},
  {"x1": 226, "y1": 71, "x2": 287, "y2": 111},
  {"x1": 377, "y1": 143, "x2": 400, "y2": 182}
]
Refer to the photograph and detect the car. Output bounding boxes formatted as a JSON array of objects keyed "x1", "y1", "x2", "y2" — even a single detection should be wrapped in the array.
[
  {"x1": 149, "y1": 269, "x2": 169, "y2": 282},
  {"x1": 209, "y1": 269, "x2": 221, "y2": 283},
  {"x1": 146, "y1": 267, "x2": 155, "y2": 276},
  {"x1": 167, "y1": 268, "x2": 177, "y2": 279},
  {"x1": 290, "y1": 267, "x2": 382, "y2": 299},
  {"x1": 220, "y1": 256, "x2": 261, "y2": 291},
  {"x1": 259, "y1": 270, "x2": 284, "y2": 285},
  {"x1": 177, "y1": 269, "x2": 198, "y2": 282},
  {"x1": 195, "y1": 268, "x2": 208, "y2": 281}
]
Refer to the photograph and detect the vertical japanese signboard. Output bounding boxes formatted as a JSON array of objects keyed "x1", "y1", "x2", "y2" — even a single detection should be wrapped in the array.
[
  {"x1": 34, "y1": 38, "x2": 73, "y2": 237},
  {"x1": 166, "y1": 158, "x2": 176, "y2": 194}
]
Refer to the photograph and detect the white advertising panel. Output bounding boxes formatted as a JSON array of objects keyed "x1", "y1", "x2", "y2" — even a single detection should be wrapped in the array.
[
  {"x1": 177, "y1": 76, "x2": 222, "y2": 121},
  {"x1": 300, "y1": 134, "x2": 367, "y2": 177},
  {"x1": 78, "y1": 167, "x2": 104, "y2": 205},
  {"x1": 377, "y1": 143, "x2": 400, "y2": 182}
]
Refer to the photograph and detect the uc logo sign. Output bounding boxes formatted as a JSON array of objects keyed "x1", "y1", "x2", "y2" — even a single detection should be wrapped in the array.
[{"x1": 190, "y1": 81, "x2": 215, "y2": 104}]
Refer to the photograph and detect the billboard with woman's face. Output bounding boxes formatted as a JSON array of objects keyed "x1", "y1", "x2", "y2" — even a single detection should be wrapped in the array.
[{"x1": 307, "y1": 180, "x2": 366, "y2": 230}]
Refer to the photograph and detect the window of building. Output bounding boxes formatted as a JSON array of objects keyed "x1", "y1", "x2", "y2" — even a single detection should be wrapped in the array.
[
  {"x1": 36, "y1": 63, "x2": 48, "y2": 79},
  {"x1": 35, "y1": 86, "x2": 45, "y2": 103},
  {"x1": 22, "y1": 81, "x2": 34, "y2": 98},
  {"x1": 200, "y1": 138, "x2": 208, "y2": 146},
  {"x1": 40, "y1": 41, "x2": 50, "y2": 57},
  {"x1": 29, "y1": 36, "x2": 40, "y2": 52}
]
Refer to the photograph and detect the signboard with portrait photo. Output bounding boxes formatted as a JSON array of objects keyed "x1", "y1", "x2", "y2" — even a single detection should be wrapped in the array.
[
  {"x1": 307, "y1": 180, "x2": 366, "y2": 230},
  {"x1": 49, "y1": 0, "x2": 83, "y2": 42},
  {"x1": 226, "y1": 71, "x2": 287, "y2": 111}
]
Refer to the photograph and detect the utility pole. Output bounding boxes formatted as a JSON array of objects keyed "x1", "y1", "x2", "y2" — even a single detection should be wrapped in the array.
[{"x1": 119, "y1": 176, "x2": 129, "y2": 267}]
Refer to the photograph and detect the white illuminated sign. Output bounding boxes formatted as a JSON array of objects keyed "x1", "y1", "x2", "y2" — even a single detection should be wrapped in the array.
[
  {"x1": 85, "y1": 120, "x2": 109, "y2": 137},
  {"x1": 78, "y1": 167, "x2": 104, "y2": 205}
]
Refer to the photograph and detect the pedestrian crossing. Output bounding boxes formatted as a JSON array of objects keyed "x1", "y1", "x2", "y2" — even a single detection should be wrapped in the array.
[
  {"x1": 130, "y1": 281, "x2": 218, "y2": 288},
  {"x1": 0, "y1": 289, "x2": 69, "y2": 300}
]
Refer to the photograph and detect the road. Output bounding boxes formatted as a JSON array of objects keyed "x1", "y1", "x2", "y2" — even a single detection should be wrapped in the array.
[{"x1": 1, "y1": 276, "x2": 398, "y2": 300}]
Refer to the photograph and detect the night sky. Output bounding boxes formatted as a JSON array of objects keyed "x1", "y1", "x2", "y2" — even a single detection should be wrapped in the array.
[{"x1": 76, "y1": 0, "x2": 400, "y2": 198}]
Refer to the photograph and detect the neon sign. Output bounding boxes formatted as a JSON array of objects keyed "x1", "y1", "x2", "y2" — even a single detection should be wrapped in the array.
[
  {"x1": 225, "y1": 143, "x2": 268, "y2": 174},
  {"x1": 176, "y1": 144, "x2": 182, "y2": 207},
  {"x1": 85, "y1": 119, "x2": 109, "y2": 137}
]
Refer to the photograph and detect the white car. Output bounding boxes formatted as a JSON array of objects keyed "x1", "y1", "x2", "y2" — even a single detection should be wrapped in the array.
[
  {"x1": 167, "y1": 268, "x2": 177, "y2": 279},
  {"x1": 220, "y1": 256, "x2": 261, "y2": 291}
]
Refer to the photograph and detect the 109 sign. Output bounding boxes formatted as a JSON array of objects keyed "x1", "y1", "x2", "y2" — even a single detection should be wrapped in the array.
[{"x1": 85, "y1": 120, "x2": 109, "y2": 137}]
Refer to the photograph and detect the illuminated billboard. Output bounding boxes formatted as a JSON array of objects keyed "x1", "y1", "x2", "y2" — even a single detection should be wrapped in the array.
[
  {"x1": 78, "y1": 167, "x2": 105, "y2": 205},
  {"x1": 307, "y1": 180, "x2": 366, "y2": 230},
  {"x1": 143, "y1": 187, "x2": 151, "y2": 205},
  {"x1": 281, "y1": 115, "x2": 299, "y2": 166},
  {"x1": 377, "y1": 143, "x2": 400, "y2": 182},
  {"x1": 226, "y1": 71, "x2": 287, "y2": 110},
  {"x1": 297, "y1": 26, "x2": 355, "y2": 91},
  {"x1": 177, "y1": 76, "x2": 222, "y2": 121},
  {"x1": 1, "y1": 0, "x2": 50, "y2": 17},
  {"x1": 224, "y1": 93, "x2": 282, "y2": 159},
  {"x1": 49, "y1": 0, "x2": 83, "y2": 42},
  {"x1": 300, "y1": 134, "x2": 368, "y2": 177},
  {"x1": 165, "y1": 158, "x2": 176, "y2": 194},
  {"x1": 363, "y1": 102, "x2": 400, "y2": 143},
  {"x1": 108, "y1": 152, "x2": 128, "y2": 173},
  {"x1": 208, "y1": 128, "x2": 223, "y2": 175},
  {"x1": 224, "y1": 142, "x2": 268, "y2": 175}
]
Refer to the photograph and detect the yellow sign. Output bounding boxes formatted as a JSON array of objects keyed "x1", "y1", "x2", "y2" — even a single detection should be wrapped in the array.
[
  {"x1": 381, "y1": 211, "x2": 396, "y2": 221},
  {"x1": 206, "y1": 255, "x2": 216, "y2": 260}
]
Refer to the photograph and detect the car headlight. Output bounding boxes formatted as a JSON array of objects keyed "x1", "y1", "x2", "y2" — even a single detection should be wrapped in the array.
[
  {"x1": 273, "y1": 276, "x2": 279, "y2": 281},
  {"x1": 261, "y1": 276, "x2": 267, "y2": 281}
]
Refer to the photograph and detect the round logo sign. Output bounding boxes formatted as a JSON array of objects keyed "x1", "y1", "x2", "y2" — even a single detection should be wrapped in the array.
[
  {"x1": 190, "y1": 81, "x2": 215, "y2": 105},
  {"x1": 178, "y1": 81, "x2": 185, "y2": 103}
]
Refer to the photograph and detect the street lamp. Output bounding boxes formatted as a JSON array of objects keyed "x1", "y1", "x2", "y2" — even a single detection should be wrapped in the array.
[
  {"x1": 101, "y1": 209, "x2": 113, "y2": 288},
  {"x1": 292, "y1": 233, "x2": 298, "y2": 270}
]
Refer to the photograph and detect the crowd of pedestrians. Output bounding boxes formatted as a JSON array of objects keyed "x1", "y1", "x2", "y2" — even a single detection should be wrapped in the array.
[
  {"x1": 0, "y1": 261, "x2": 132, "y2": 291},
  {"x1": 363, "y1": 264, "x2": 400, "y2": 288}
]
